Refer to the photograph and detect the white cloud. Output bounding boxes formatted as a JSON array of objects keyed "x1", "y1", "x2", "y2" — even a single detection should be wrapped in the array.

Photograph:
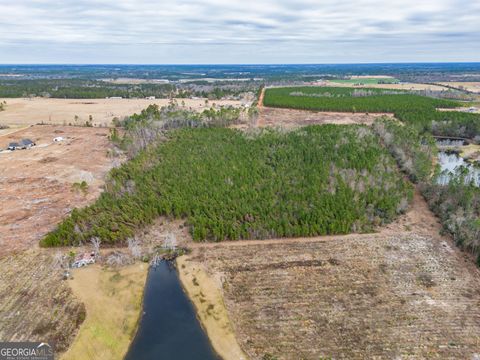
[{"x1": 0, "y1": 0, "x2": 478, "y2": 63}]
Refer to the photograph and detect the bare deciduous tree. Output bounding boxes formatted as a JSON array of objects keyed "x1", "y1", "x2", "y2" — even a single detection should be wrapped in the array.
[
  {"x1": 162, "y1": 232, "x2": 177, "y2": 251},
  {"x1": 128, "y1": 237, "x2": 142, "y2": 259},
  {"x1": 91, "y1": 237, "x2": 101, "y2": 259}
]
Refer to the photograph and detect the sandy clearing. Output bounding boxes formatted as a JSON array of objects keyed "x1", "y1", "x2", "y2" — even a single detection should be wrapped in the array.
[
  {"x1": 256, "y1": 107, "x2": 393, "y2": 129},
  {"x1": 177, "y1": 256, "x2": 248, "y2": 360},
  {"x1": 0, "y1": 97, "x2": 246, "y2": 127},
  {"x1": 62, "y1": 263, "x2": 148, "y2": 360},
  {"x1": 0, "y1": 125, "x2": 117, "y2": 257}
]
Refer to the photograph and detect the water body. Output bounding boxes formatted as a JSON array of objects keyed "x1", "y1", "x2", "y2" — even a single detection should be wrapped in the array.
[
  {"x1": 437, "y1": 151, "x2": 480, "y2": 186},
  {"x1": 125, "y1": 261, "x2": 219, "y2": 360}
]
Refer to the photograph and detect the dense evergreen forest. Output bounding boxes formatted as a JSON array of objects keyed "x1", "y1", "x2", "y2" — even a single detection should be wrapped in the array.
[
  {"x1": 42, "y1": 125, "x2": 412, "y2": 246},
  {"x1": 264, "y1": 87, "x2": 480, "y2": 138}
]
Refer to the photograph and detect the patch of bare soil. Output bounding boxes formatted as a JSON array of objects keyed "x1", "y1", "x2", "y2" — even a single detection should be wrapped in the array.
[
  {"x1": 0, "y1": 125, "x2": 117, "y2": 258},
  {"x1": 0, "y1": 250, "x2": 85, "y2": 352},
  {"x1": 257, "y1": 107, "x2": 393, "y2": 129},
  {"x1": 188, "y1": 232, "x2": 480, "y2": 359}
]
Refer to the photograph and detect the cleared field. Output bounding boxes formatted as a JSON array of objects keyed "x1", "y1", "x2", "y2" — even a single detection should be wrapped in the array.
[
  {"x1": 0, "y1": 125, "x2": 115, "y2": 257},
  {"x1": 0, "y1": 250, "x2": 85, "y2": 352},
  {"x1": 256, "y1": 106, "x2": 393, "y2": 128},
  {"x1": 0, "y1": 97, "x2": 245, "y2": 127},
  {"x1": 188, "y1": 232, "x2": 480, "y2": 359},
  {"x1": 438, "y1": 82, "x2": 480, "y2": 93}
]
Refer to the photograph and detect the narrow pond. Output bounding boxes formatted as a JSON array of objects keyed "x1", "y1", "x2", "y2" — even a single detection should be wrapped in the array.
[{"x1": 125, "y1": 261, "x2": 219, "y2": 360}]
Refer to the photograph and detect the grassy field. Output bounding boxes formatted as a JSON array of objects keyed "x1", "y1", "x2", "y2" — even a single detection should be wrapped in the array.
[
  {"x1": 0, "y1": 98, "x2": 244, "y2": 127},
  {"x1": 61, "y1": 263, "x2": 148, "y2": 360},
  {"x1": 42, "y1": 125, "x2": 412, "y2": 246}
]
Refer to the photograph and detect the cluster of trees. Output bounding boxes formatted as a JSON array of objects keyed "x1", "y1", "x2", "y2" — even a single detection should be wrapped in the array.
[
  {"x1": 374, "y1": 118, "x2": 480, "y2": 265},
  {"x1": 41, "y1": 125, "x2": 412, "y2": 247},
  {"x1": 264, "y1": 87, "x2": 480, "y2": 139},
  {"x1": 373, "y1": 118, "x2": 437, "y2": 183},
  {"x1": 113, "y1": 103, "x2": 248, "y2": 158},
  {"x1": 421, "y1": 178, "x2": 480, "y2": 265}
]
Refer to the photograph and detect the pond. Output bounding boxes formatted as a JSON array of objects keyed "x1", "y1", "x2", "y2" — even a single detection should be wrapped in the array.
[
  {"x1": 125, "y1": 261, "x2": 219, "y2": 360},
  {"x1": 437, "y1": 151, "x2": 480, "y2": 186}
]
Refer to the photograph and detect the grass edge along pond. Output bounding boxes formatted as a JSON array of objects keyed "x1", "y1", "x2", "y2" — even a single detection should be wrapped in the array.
[
  {"x1": 61, "y1": 263, "x2": 148, "y2": 360},
  {"x1": 42, "y1": 125, "x2": 413, "y2": 247}
]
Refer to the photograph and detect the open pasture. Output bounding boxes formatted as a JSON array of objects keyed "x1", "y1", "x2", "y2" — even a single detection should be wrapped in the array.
[{"x1": 0, "y1": 97, "x2": 245, "y2": 127}]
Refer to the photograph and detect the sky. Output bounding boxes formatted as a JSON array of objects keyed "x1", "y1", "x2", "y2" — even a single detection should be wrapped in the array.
[{"x1": 0, "y1": 0, "x2": 479, "y2": 64}]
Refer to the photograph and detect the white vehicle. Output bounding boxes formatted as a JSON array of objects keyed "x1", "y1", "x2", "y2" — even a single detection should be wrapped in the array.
[{"x1": 71, "y1": 252, "x2": 96, "y2": 268}]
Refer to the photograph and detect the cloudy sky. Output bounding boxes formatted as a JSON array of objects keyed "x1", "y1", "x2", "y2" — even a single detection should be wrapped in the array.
[{"x1": 0, "y1": 0, "x2": 479, "y2": 64}]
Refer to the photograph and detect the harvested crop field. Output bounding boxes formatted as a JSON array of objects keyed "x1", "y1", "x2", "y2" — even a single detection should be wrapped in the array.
[
  {"x1": 0, "y1": 249, "x2": 85, "y2": 352},
  {"x1": 188, "y1": 232, "x2": 480, "y2": 359},
  {"x1": 0, "y1": 125, "x2": 116, "y2": 257},
  {"x1": 0, "y1": 97, "x2": 245, "y2": 127}
]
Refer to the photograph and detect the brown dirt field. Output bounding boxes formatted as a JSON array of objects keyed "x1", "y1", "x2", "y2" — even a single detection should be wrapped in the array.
[
  {"x1": 187, "y1": 231, "x2": 480, "y2": 359},
  {"x1": 0, "y1": 98, "x2": 245, "y2": 127},
  {"x1": 0, "y1": 249, "x2": 85, "y2": 351},
  {"x1": 0, "y1": 125, "x2": 116, "y2": 257},
  {"x1": 257, "y1": 107, "x2": 393, "y2": 129}
]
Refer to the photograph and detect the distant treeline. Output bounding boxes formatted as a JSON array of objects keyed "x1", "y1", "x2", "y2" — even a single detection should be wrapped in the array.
[
  {"x1": 264, "y1": 87, "x2": 480, "y2": 139},
  {"x1": 41, "y1": 125, "x2": 412, "y2": 246},
  {"x1": 0, "y1": 79, "x2": 255, "y2": 100}
]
